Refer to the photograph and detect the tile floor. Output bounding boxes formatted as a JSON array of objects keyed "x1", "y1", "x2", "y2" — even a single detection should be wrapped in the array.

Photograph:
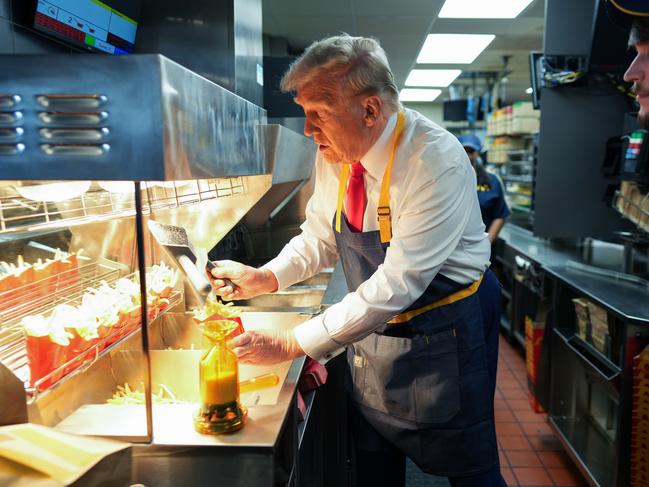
[
  {"x1": 406, "y1": 335, "x2": 589, "y2": 487},
  {"x1": 495, "y1": 336, "x2": 587, "y2": 487}
]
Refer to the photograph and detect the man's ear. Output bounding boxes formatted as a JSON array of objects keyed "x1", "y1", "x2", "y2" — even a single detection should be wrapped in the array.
[{"x1": 363, "y1": 95, "x2": 382, "y2": 127}]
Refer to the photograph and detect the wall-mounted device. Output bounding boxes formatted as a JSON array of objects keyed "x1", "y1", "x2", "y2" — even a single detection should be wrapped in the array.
[
  {"x1": 621, "y1": 130, "x2": 649, "y2": 184},
  {"x1": 33, "y1": 0, "x2": 143, "y2": 54}
]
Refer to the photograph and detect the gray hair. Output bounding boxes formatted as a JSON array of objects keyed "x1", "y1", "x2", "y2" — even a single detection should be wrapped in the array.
[{"x1": 280, "y1": 34, "x2": 401, "y2": 112}]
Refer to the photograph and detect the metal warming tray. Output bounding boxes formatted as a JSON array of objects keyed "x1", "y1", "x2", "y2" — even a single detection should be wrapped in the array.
[
  {"x1": 0, "y1": 50, "x2": 318, "y2": 486},
  {"x1": 54, "y1": 311, "x2": 314, "y2": 447}
]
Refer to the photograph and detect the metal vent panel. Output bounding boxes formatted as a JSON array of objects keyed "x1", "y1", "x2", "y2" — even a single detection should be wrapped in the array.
[
  {"x1": 0, "y1": 54, "x2": 267, "y2": 181},
  {"x1": 0, "y1": 55, "x2": 163, "y2": 180}
]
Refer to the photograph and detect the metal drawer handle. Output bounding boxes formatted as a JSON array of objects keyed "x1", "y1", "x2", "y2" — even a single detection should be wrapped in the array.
[
  {"x1": 0, "y1": 95, "x2": 21, "y2": 108},
  {"x1": 0, "y1": 143, "x2": 25, "y2": 155},
  {"x1": 0, "y1": 111, "x2": 23, "y2": 125},
  {"x1": 39, "y1": 127, "x2": 109, "y2": 141},
  {"x1": 0, "y1": 127, "x2": 24, "y2": 142},
  {"x1": 564, "y1": 334, "x2": 620, "y2": 383},
  {"x1": 38, "y1": 111, "x2": 108, "y2": 125},
  {"x1": 36, "y1": 94, "x2": 107, "y2": 108},
  {"x1": 41, "y1": 144, "x2": 110, "y2": 156}
]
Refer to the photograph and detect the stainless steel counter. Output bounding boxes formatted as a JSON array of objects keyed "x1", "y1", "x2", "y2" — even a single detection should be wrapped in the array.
[
  {"x1": 498, "y1": 224, "x2": 649, "y2": 324},
  {"x1": 498, "y1": 224, "x2": 583, "y2": 268},
  {"x1": 545, "y1": 263, "x2": 649, "y2": 323}
]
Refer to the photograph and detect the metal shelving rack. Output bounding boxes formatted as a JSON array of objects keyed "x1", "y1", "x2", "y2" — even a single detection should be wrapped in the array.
[
  {"x1": 0, "y1": 177, "x2": 247, "y2": 234},
  {"x1": 489, "y1": 133, "x2": 538, "y2": 227}
]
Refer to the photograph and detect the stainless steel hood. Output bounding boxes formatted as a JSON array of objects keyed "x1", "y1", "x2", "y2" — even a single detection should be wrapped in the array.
[
  {"x1": 0, "y1": 54, "x2": 268, "y2": 181},
  {"x1": 260, "y1": 124, "x2": 315, "y2": 184}
]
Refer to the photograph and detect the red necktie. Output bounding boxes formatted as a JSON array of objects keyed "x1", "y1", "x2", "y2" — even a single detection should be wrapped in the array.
[{"x1": 346, "y1": 161, "x2": 366, "y2": 232}]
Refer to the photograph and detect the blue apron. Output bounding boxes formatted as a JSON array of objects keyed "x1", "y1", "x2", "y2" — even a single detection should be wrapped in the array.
[{"x1": 334, "y1": 115, "x2": 499, "y2": 477}]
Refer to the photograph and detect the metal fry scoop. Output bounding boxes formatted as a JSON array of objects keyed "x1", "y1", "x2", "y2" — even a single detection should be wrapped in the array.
[{"x1": 147, "y1": 219, "x2": 214, "y2": 298}]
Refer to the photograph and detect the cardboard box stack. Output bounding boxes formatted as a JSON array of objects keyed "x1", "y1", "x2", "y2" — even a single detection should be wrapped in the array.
[
  {"x1": 631, "y1": 345, "x2": 649, "y2": 486},
  {"x1": 572, "y1": 297, "x2": 610, "y2": 355},
  {"x1": 587, "y1": 301, "x2": 610, "y2": 355},
  {"x1": 572, "y1": 297, "x2": 591, "y2": 342},
  {"x1": 487, "y1": 102, "x2": 540, "y2": 136},
  {"x1": 511, "y1": 101, "x2": 540, "y2": 134},
  {"x1": 617, "y1": 181, "x2": 649, "y2": 233},
  {"x1": 487, "y1": 136, "x2": 526, "y2": 164}
]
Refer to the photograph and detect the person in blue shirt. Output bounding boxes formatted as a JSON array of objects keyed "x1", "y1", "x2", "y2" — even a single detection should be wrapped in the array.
[{"x1": 459, "y1": 134, "x2": 510, "y2": 243}]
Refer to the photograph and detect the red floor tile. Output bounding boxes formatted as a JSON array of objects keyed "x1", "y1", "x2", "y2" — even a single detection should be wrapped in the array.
[
  {"x1": 513, "y1": 409, "x2": 546, "y2": 423},
  {"x1": 537, "y1": 450, "x2": 572, "y2": 468},
  {"x1": 512, "y1": 466, "x2": 553, "y2": 486},
  {"x1": 498, "y1": 379, "x2": 523, "y2": 390},
  {"x1": 495, "y1": 398, "x2": 510, "y2": 411},
  {"x1": 499, "y1": 435, "x2": 532, "y2": 451},
  {"x1": 505, "y1": 450, "x2": 542, "y2": 468},
  {"x1": 520, "y1": 421, "x2": 554, "y2": 437},
  {"x1": 501, "y1": 467, "x2": 518, "y2": 486},
  {"x1": 496, "y1": 422, "x2": 524, "y2": 436},
  {"x1": 494, "y1": 335, "x2": 590, "y2": 487},
  {"x1": 503, "y1": 388, "x2": 529, "y2": 400},
  {"x1": 510, "y1": 372, "x2": 527, "y2": 384},
  {"x1": 506, "y1": 398, "x2": 532, "y2": 411},
  {"x1": 499, "y1": 449, "x2": 509, "y2": 467},
  {"x1": 497, "y1": 370, "x2": 514, "y2": 380},
  {"x1": 495, "y1": 409, "x2": 516, "y2": 422},
  {"x1": 547, "y1": 467, "x2": 588, "y2": 486},
  {"x1": 526, "y1": 435, "x2": 563, "y2": 451}
]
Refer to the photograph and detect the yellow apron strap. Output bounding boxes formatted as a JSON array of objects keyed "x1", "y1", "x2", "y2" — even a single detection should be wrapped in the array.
[
  {"x1": 335, "y1": 110, "x2": 405, "y2": 239},
  {"x1": 378, "y1": 111, "x2": 406, "y2": 244},
  {"x1": 335, "y1": 163, "x2": 350, "y2": 233},
  {"x1": 387, "y1": 275, "x2": 484, "y2": 325}
]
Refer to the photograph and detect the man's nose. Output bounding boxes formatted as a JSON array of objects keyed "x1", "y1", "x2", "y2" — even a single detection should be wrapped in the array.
[
  {"x1": 624, "y1": 53, "x2": 643, "y2": 84},
  {"x1": 303, "y1": 116, "x2": 316, "y2": 137}
]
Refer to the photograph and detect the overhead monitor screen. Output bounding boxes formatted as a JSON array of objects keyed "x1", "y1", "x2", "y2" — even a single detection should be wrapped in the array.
[{"x1": 34, "y1": 0, "x2": 142, "y2": 54}]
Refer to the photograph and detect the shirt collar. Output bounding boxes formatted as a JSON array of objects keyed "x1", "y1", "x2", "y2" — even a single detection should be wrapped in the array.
[{"x1": 359, "y1": 111, "x2": 398, "y2": 180}]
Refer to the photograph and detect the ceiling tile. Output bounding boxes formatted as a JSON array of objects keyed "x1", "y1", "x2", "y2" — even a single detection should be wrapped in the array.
[
  {"x1": 264, "y1": 0, "x2": 352, "y2": 16},
  {"x1": 353, "y1": 0, "x2": 444, "y2": 17},
  {"x1": 262, "y1": 0, "x2": 546, "y2": 105}
]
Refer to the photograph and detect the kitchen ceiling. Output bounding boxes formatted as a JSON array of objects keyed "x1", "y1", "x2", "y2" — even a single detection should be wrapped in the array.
[{"x1": 262, "y1": 0, "x2": 545, "y2": 104}]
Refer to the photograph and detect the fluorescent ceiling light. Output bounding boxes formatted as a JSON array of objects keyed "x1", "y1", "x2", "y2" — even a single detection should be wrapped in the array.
[
  {"x1": 439, "y1": 0, "x2": 534, "y2": 19},
  {"x1": 417, "y1": 34, "x2": 495, "y2": 64},
  {"x1": 405, "y1": 69, "x2": 462, "y2": 87},
  {"x1": 525, "y1": 87, "x2": 533, "y2": 94},
  {"x1": 399, "y1": 89, "x2": 442, "y2": 102}
]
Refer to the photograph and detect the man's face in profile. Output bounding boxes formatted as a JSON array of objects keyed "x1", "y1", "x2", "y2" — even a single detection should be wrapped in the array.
[{"x1": 624, "y1": 21, "x2": 649, "y2": 128}]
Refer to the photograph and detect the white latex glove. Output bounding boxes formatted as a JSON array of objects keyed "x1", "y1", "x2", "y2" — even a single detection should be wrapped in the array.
[
  {"x1": 227, "y1": 330, "x2": 304, "y2": 365},
  {"x1": 208, "y1": 260, "x2": 278, "y2": 301}
]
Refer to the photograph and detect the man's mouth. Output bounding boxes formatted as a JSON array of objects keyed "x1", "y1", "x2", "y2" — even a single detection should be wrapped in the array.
[
  {"x1": 632, "y1": 83, "x2": 649, "y2": 104},
  {"x1": 319, "y1": 144, "x2": 329, "y2": 151}
]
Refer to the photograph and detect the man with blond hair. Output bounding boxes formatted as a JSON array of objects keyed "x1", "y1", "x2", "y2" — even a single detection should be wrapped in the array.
[{"x1": 209, "y1": 34, "x2": 505, "y2": 486}]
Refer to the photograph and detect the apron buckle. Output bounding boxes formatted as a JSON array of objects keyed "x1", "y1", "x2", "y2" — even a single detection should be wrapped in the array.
[{"x1": 377, "y1": 205, "x2": 391, "y2": 221}]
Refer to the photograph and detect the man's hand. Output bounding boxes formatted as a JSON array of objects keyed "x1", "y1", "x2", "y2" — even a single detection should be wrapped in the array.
[
  {"x1": 227, "y1": 330, "x2": 304, "y2": 365},
  {"x1": 208, "y1": 260, "x2": 278, "y2": 301}
]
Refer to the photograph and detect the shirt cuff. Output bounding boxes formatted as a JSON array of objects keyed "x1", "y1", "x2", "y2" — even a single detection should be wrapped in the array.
[
  {"x1": 294, "y1": 314, "x2": 345, "y2": 364},
  {"x1": 261, "y1": 258, "x2": 297, "y2": 291}
]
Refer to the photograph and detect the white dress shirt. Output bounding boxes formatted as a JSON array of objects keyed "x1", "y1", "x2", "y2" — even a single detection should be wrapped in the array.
[{"x1": 263, "y1": 108, "x2": 491, "y2": 363}]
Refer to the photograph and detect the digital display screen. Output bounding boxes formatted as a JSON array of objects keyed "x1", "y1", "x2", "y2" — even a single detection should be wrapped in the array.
[{"x1": 34, "y1": 0, "x2": 142, "y2": 54}]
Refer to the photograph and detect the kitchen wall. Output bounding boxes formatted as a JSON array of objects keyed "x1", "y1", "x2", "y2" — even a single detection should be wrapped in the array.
[{"x1": 403, "y1": 102, "x2": 444, "y2": 126}]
